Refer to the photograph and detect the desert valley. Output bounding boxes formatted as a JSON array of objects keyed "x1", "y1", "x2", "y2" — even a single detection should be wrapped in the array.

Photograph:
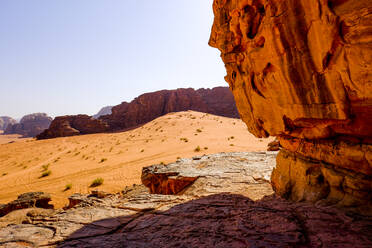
[
  {"x1": 0, "y1": 111, "x2": 272, "y2": 208},
  {"x1": 0, "y1": 0, "x2": 371, "y2": 247}
]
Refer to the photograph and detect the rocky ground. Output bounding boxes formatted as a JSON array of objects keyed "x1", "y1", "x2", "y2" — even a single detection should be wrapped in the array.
[{"x1": 0, "y1": 152, "x2": 371, "y2": 248}]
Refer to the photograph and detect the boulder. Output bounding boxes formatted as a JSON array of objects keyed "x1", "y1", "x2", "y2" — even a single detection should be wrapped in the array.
[
  {"x1": 209, "y1": 0, "x2": 372, "y2": 211},
  {"x1": 4, "y1": 113, "x2": 52, "y2": 137}
]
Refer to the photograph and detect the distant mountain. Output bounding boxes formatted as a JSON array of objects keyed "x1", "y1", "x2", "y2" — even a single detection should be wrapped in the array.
[
  {"x1": 93, "y1": 106, "x2": 113, "y2": 119},
  {"x1": 5, "y1": 113, "x2": 53, "y2": 138},
  {"x1": 0, "y1": 116, "x2": 17, "y2": 131},
  {"x1": 37, "y1": 87, "x2": 239, "y2": 140},
  {"x1": 100, "y1": 87, "x2": 240, "y2": 131}
]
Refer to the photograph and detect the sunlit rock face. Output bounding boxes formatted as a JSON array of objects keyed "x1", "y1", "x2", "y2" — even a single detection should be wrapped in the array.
[{"x1": 209, "y1": 0, "x2": 371, "y2": 212}]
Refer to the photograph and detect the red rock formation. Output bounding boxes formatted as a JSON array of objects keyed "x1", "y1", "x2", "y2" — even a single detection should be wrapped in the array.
[
  {"x1": 4, "y1": 113, "x2": 52, "y2": 137},
  {"x1": 36, "y1": 115, "x2": 109, "y2": 140},
  {"x1": 209, "y1": 0, "x2": 371, "y2": 212},
  {"x1": 38, "y1": 87, "x2": 239, "y2": 139},
  {"x1": 100, "y1": 87, "x2": 239, "y2": 131}
]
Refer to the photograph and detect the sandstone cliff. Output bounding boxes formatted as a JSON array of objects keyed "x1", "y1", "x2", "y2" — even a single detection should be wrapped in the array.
[
  {"x1": 38, "y1": 87, "x2": 239, "y2": 139},
  {"x1": 4, "y1": 113, "x2": 52, "y2": 138},
  {"x1": 209, "y1": 0, "x2": 371, "y2": 211},
  {"x1": 0, "y1": 116, "x2": 16, "y2": 131},
  {"x1": 100, "y1": 87, "x2": 239, "y2": 131}
]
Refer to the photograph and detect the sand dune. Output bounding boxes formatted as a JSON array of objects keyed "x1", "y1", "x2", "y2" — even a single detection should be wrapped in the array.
[
  {"x1": 0, "y1": 131, "x2": 31, "y2": 144},
  {"x1": 0, "y1": 111, "x2": 273, "y2": 208}
]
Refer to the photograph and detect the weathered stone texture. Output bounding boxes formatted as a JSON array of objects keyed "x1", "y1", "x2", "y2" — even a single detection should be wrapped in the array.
[
  {"x1": 0, "y1": 153, "x2": 371, "y2": 247},
  {"x1": 209, "y1": 0, "x2": 371, "y2": 209}
]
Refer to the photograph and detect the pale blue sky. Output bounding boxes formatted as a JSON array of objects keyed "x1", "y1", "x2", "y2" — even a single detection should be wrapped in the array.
[{"x1": 0, "y1": 0, "x2": 226, "y2": 119}]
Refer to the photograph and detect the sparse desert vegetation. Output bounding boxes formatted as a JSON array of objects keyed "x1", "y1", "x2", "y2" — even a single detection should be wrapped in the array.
[
  {"x1": 64, "y1": 183, "x2": 72, "y2": 191},
  {"x1": 90, "y1": 178, "x2": 104, "y2": 187},
  {"x1": 0, "y1": 111, "x2": 273, "y2": 208},
  {"x1": 194, "y1": 146, "x2": 201, "y2": 152}
]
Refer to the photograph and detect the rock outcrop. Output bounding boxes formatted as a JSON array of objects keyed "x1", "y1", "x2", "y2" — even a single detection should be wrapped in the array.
[
  {"x1": 0, "y1": 116, "x2": 17, "y2": 131},
  {"x1": 100, "y1": 87, "x2": 239, "y2": 131},
  {"x1": 36, "y1": 115, "x2": 110, "y2": 139},
  {"x1": 0, "y1": 152, "x2": 371, "y2": 247},
  {"x1": 209, "y1": 0, "x2": 372, "y2": 211},
  {"x1": 38, "y1": 87, "x2": 239, "y2": 139},
  {"x1": 4, "y1": 113, "x2": 52, "y2": 137},
  {"x1": 0, "y1": 192, "x2": 53, "y2": 217},
  {"x1": 92, "y1": 106, "x2": 113, "y2": 119}
]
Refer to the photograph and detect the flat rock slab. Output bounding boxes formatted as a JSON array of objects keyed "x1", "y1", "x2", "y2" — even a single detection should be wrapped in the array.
[
  {"x1": 142, "y1": 152, "x2": 277, "y2": 198},
  {"x1": 0, "y1": 152, "x2": 371, "y2": 247}
]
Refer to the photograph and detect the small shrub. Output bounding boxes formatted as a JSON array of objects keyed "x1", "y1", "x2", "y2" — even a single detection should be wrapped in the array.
[
  {"x1": 230, "y1": 144, "x2": 234, "y2": 146},
  {"x1": 2, "y1": 172, "x2": 8, "y2": 176},
  {"x1": 100, "y1": 158, "x2": 107, "y2": 163},
  {"x1": 90, "y1": 178, "x2": 104, "y2": 187},
  {"x1": 194, "y1": 146, "x2": 201, "y2": 152},
  {"x1": 204, "y1": 147, "x2": 208, "y2": 150},
  {"x1": 42, "y1": 164, "x2": 49, "y2": 171},
  {"x1": 196, "y1": 129, "x2": 202, "y2": 133},
  {"x1": 140, "y1": 149, "x2": 144, "y2": 153},
  {"x1": 180, "y1": 138, "x2": 188, "y2": 143},
  {"x1": 160, "y1": 161, "x2": 165, "y2": 165},
  {"x1": 64, "y1": 183, "x2": 72, "y2": 191},
  {"x1": 40, "y1": 170, "x2": 51, "y2": 178}
]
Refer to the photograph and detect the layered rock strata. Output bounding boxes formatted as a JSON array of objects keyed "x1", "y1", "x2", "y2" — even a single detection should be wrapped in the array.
[
  {"x1": 209, "y1": 0, "x2": 372, "y2": 211},
  {"x1": 37, "y1": 87, "x2": 239, "y2": 139},
  {"x1": 4, "y1": 113, "x2": 52, "y2": 137},
  {"x1": 100, "y1": 87, "x2": 240, "y2": 131},
  {"x1": 0, "y1": 153, "x2": 371, "y2": 247},
  {"x1": 0, "y1": 192, "x2": 53, "y2": 217}
]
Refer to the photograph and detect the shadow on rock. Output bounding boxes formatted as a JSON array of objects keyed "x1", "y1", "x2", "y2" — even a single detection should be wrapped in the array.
[{"x1": 57, "y1": 193, "x2": 372, "y2": 248}]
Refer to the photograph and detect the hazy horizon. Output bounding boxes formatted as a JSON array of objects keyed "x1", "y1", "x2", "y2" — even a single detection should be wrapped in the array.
[{"x1": 0, "y1": 0, "x2": 226, "y2": 119}]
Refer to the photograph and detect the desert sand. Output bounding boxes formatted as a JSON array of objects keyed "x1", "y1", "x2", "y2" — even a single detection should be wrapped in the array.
[
  {"x1": 0, "y1": 131, "x2": 31, "y2": 144},
  {"x1": 0, "y1": 111, "x2": 273, "y2": 208}
]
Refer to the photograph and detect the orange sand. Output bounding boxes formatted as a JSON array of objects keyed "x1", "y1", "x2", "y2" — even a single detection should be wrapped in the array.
[{"x1": 0, "y1": 111, "x2": 273, "y2": 208}]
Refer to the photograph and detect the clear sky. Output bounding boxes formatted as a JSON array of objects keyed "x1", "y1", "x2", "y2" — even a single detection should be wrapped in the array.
[{"x1": 0, "y1": 0, "x2": 226, "y2": 119}]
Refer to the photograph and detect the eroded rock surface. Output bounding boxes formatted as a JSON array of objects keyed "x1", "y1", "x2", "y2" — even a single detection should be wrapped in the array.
[
  {"x1": 209, "y1": 0, "x2": 372, "y2": 210},
  {"x1": 36, "y1": 115, "x2": 110, "y2": 139},
  {"x1": 100, "y1": 87, "x2": 240, "y2": 131},
  {"x1": 0, "y1": 192, "x2": 53, "y2": 217},
  {"x1": 0, "y1": 153, "x2": 371, "y2": 247},
  {"x1": 4, "y1": 113, "x2": 52, "y2": 137},
  {"x1": 142, "y1": 152, "x2": 276, "y2": 197}
]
